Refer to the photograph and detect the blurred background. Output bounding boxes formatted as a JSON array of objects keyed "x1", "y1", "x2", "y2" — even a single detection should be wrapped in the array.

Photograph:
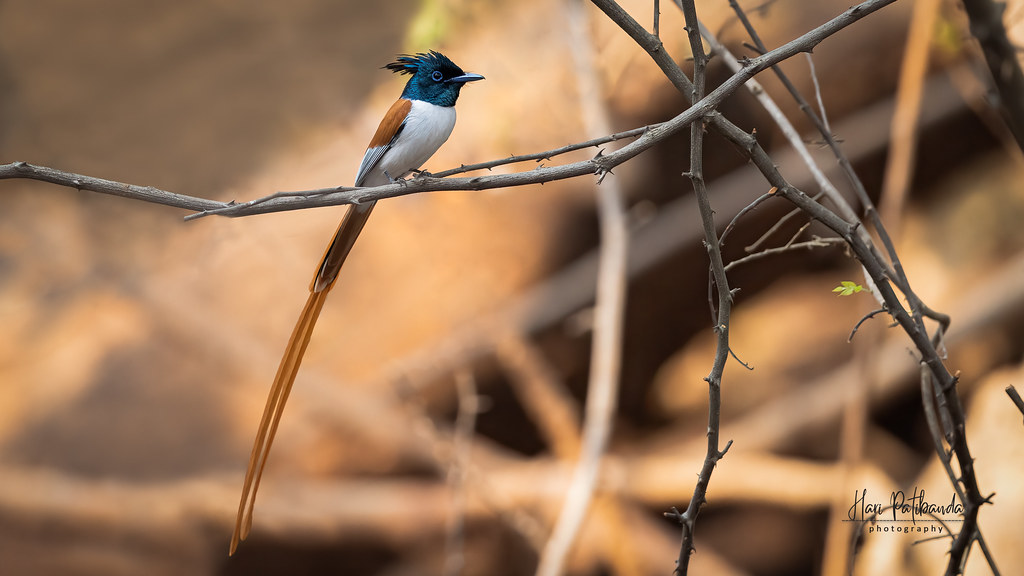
[{"x1": 2, "y1": 0, "x2": 1024, "y2": 574}]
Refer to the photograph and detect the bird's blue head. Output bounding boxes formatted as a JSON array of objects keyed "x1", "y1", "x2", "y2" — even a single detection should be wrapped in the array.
[{"x1": 385, "y1": 51, "x2": 484, "y2": 107}]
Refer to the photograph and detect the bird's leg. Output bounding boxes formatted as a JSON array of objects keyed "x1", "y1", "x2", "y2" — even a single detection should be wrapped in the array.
[{"x1": 383, "y1": 169, "x2": 410, "y2": 187}]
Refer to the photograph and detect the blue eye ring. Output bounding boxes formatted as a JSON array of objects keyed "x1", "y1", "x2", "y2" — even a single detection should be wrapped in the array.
[{"x1": 431, "y1": 70, "x2": 444, "y2": 82}]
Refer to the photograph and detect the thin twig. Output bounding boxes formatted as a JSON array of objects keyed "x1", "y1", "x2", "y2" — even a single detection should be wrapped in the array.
[
  {"x1": 730, "y1": 0, "x2": 833, "y2": 142},
  {"x1": 669, "y1": 1, "x2": 735, "y2": 573},
  {"x1": 654, "y1": 0, "x2": 660, "y2": 37},
  {"x1": 960, "y1": 0, "x2": 1024, "y2": 149},
  {"x1": 744, "y1": 200, "x2": 814, "y2": 253},
  {"x1": 699, "y1": 20, "x2": 891, "y2": 330},
  {"x1": 1006, "y1": 385, "x2": 1024, "y2": 424},
  {"x1": 534, "y1": 2, "x2": 628, "y2": 575},
  {"x1": 804, "y1": 54, "x2": 833, "y2": 137},
  {"x1": 498, "y1": 336, "x2": 648, "y2": 576},
  {"x1": 878, "y1": 0, "x2": 942, "y2": 234},
  {"x1": 724, "y1": 237, "x2": 845, "y2": 272},
  {"x1": 920, "y1": 368, "x2": 1000, "y2": 575},
  {"x1": 726, "y1": 0, "x2": 910, "y2": 305},
  {"x1": 824, "y1": 321, "x2": 870, "y2": 576},
  {"x1": 719, "y1": 189, "x2": 774, "y2": 246},
  {"x1": 847, "y1": 308, "x2": 887, "y2": 342},
  {"x1": 443, "y1": 369, "x2": 478, "y2": 576},
  {"x1": 429, "y1": 124, "x2": 658, "y2": 178},
  {"x1": 497, "y1": 335, "x2": 581, "y2": 458}
]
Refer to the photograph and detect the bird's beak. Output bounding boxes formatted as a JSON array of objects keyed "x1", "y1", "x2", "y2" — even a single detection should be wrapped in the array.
[{"x1": 447, "y1": 73, "x2": 485, "y2": 84}]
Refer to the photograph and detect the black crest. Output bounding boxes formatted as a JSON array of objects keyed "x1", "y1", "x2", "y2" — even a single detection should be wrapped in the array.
[{"x1": 384, "y1": 50, "x2": 465, "y2": 77}]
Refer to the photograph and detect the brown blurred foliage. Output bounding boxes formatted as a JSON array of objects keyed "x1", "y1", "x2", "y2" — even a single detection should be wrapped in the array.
[{"x1": 2, "y1": 0, "x2": 1024, "y2": 575}]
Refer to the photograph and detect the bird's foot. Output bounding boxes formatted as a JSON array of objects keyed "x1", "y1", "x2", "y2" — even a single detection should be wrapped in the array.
[{"x1": 384, "y1": 170, "x2": 409, "y2": 187}]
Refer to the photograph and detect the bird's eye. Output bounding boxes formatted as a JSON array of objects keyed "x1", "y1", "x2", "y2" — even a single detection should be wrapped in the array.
[{"x1": 431, "y1": 70, "x2": 444, "y2": 82}]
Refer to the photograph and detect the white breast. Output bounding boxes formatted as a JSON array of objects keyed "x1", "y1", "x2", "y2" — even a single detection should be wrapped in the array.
[{"x1": 361, "y1": 100, "x2": 457, "y2": 188}]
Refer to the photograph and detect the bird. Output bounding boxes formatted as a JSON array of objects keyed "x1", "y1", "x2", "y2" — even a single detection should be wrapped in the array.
[{"x1": 229, "y1": 50, "x2": 483, "y2": 555}]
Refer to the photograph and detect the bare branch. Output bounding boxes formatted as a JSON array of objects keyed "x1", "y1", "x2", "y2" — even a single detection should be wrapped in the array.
[
  {"x1": 724, "y1": 236, "x2": 845, "y2": 272},
  {"x1": 675, "y1": 2, "x2": 990, "y2": 572},
  {"x1": 667, "y1": 1, "x2": 736, "y2": 573},
  {"x1": 847, "y1": 308, "x2": 888, "y2": 342},
  {"x1": 654, "y1": 0, "x2": 661, "y2": 37},
  {"x1": 961, "y1": 0, "x2": 1024, "y2": 149},
  {"x1": 699, "y1": 22, "x2": 892, "y2": 311},
  {"x1": 428, "y1": 124, "x2": 657, "y2": 178},
  {"x1": 534, "y1": 2, "x2": 628, "y2": 575},
  {"x1": 725, "y1": 0, "x2": 908, "y2": 298},
  {"x1": 443, "y1": 369, "x2": 479, "y2": 576},
  {"x1": 1006, "y1": 385, "x2": 1024, "y2": 424},
  {"x1": 497, "y1": 335, "x2": 581, "y2": 457},
  {"x1": 772, "y1": 182, "x2": 989, "y2": 575},
  {"x1": 920, "y1": 368, "x2": 1000, "y2": 575},
  {"x1": 878, "y1": 0, "x2": 942, "y2": 233},
  {"x1": 5, "y1": 0, "x2": 902, "y2": 226},
  {"x1": 719, "y1": 189, "x2": 774, "y2": 247},
  {"x1": 744, "y1": 198, "x2": 816, "y2": 253},
  {"x1": 0, "y1": 161, "x2": 223, "y2": 213}
]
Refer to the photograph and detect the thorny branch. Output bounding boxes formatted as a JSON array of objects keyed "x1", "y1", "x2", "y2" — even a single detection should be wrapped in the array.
[
  {"x1": 725, "y1": 0, "x2": 955, "y2": 346},
  {"x1": 1007, "y1": 385, "x2": 1024, "y2": 423},
  {"x1": 920, "y1": 368, "x2": 1000, "y2": 574},
  {"x1": 723, "y1": 236, "x2": 845, "y2": 272},
  {"x1": 728, "y1": 1, "x2": 1000, "y2": 571},
  {"x1": 960, "y1": 0, "x2": 1024, "y2": 149},
  {"x1": 428, "y1": 124, "x2": 659, "y2": 178},
  {"x1": 3, "y1": 0, "x2": 905, "y2": 221},
  {"x1": 771, "y1": 184, "x2": 987, "y2": 576},
  {"x1": 596, "y1": 0, "x2": 996, "y2": 572},
  {"x1": 1, "y1": 0, "x2": 1011, "y2": 572},
  {"x1": 666, "y1": 0, "x2": 734, "y2": 573}
]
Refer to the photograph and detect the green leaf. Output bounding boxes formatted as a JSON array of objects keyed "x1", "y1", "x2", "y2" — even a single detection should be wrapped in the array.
[{"x1": 832, "y1": 281, "x2": 864, "y2": 296}]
